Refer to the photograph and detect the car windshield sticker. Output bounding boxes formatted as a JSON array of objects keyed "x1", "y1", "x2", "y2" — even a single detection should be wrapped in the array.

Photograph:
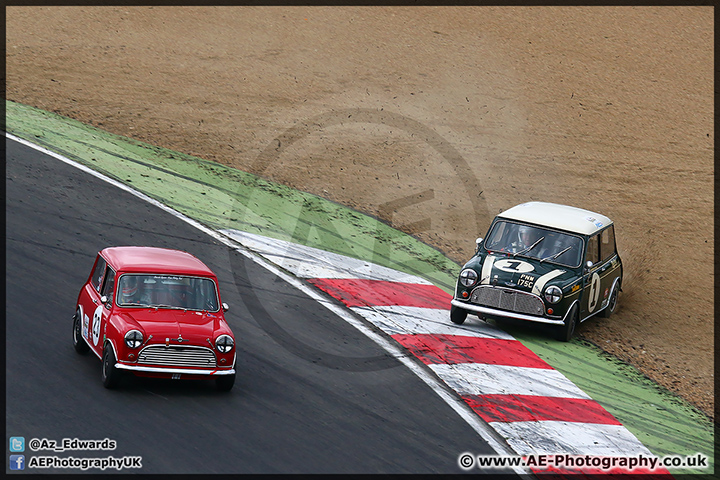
[
  {"x1": 480, "y1": 255, "x2": 496, "y2": 284},
  {"x1": 531, "y1": 269, "x2": 567, "y2": 296},
  {"x1": 588, "y1": 272, "x2": 601, "y2": 313},
  {"x1": 494, "y1": 258, "x2": 534, "y2": 273},
  {"x1": 92, "y1": 305, "x2": 103, "y2": 346}
]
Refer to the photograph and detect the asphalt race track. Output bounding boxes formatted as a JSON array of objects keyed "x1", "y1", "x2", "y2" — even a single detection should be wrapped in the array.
[{"x1": 5, "y1": 138, "x2": 515, "y2": 474}]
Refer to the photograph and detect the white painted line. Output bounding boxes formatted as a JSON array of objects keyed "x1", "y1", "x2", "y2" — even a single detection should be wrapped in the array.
[
  {"x1": 491, "y1": 420, "x2": 654, "y2": 456},
  {"x1": 430, "y1": 363, "x2": 593, "y2": 399},
  {"x1": 7, "y1": 133, "x2": 527, "y2": 473},
  {"x1": 351, "y1": 305, "x2": 516, "y2": 339},
  {"x1": 220, "y1": 228, "x2": 433, "y2": 284}
]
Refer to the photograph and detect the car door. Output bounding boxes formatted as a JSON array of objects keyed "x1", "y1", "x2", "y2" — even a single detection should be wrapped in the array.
[
  {"x1": 79, "y1": 255, "x2": 106, "y2": 353},
  {"x1": 597, "y1": 225, "x2": 621, "y2": 311},
  {"x1": 580, "y1": 233, "x2": 601, "y2": 320},
  {"x1": 581, "y1": 227, "x2": 620, "y2": 320},
  {"x1": 88, "y1": 262, "x2": 116, "y2": 357}
]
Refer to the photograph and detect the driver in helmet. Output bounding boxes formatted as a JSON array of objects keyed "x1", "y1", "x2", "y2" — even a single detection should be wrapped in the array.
[
  {"x1": 511, "y1": 225, "x2": 542, "y2": 253},
  {"x1": 120, "y1": 276, "x2": 149, "y2": 305}
]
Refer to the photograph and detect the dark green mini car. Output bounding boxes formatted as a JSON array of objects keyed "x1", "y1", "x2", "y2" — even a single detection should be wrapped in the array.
[{"x1": 450, "y1": 201, "x2": 622, "y2": 341}]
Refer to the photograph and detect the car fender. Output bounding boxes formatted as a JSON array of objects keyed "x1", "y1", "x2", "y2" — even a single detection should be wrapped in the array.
[
  {"x1": 562, "y1": 299, "x2": 581, "y2": 324},
  {"x1": 75, "y1": 304, "x2": 93, "y2": 347},
  {"x1": 229, "y1": 351, "x2": 237, "y2": 369},
  {"x1": 104, "y1": 337, "x2": 120, "y2": 361},
  {"x1": 76, "y1": 304, "x2": 85, "y2": 331},
  {"x1": 105, "y1": 316, "x2": 125, "y2": 353},
  {"x1": 601, "y1": 276, "x2": 622, "y2": 313},
  {"x1": 214, "y1": 325, "x2": 237, "y2": 368},
  {"x1": 216, "y1": 318, "x2": 234, "y2": 338},
  {"x1": 113, "y1": 312, "x2": 146, "y2": 337}
]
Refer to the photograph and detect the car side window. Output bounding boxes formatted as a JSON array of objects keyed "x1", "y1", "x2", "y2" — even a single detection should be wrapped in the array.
[
  {"x1": 585, "y1": 234, "x2": 600, "y2": 266},
  {"x1": 90, "y1": 255, "x2": 107, "y2": 292},
  {"x1": 600, "y1": 226, "x2": 617, "y2": 262},
  {"x1": 101, "y1": 268, "x2": 116, "y2": 305}
]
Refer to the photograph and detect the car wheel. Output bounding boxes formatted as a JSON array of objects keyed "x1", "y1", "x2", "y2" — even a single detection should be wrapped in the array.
[
  {"x1": 556, "y1": 304, "x2": 578, "y2": 342},
  {"x1": 216, "y1": 373, "x2": 235, "y2": 392},
  {"x1": 72, "y1": 310, "x2": 90, "y2": 354},
  {"x1": 450, "y1": 305, "x2": 468, "y2": 325},
  {"x1": 600, "y1": 284, "x2": 619, "y2": 318},
  {"x1": 102, "y1": 343, "x2": 121, "y2": 389}
]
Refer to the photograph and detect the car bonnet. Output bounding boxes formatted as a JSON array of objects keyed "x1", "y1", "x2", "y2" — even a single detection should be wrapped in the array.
[
  {"x1": 118, "y1": 309, "x2": 226, "y2": 344},
  {"x1": 474, "y1": 254, "x2": 577, "y2": 294}
]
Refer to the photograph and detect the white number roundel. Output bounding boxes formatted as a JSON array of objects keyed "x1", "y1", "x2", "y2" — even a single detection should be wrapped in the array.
[
  {"x1": 92, "y1": 305, "x2": 103, "y2": 346},
  {"x1": 588, "y1": 272, "x2": 601, "y2": 313},
  {"x1": 494, "y1": 259, "x2": 535, "y2": 273}
]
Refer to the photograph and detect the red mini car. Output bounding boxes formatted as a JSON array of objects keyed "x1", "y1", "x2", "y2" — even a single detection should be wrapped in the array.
[{"x1": 72, "y1": 246, "x2": 236, "y2": 391}]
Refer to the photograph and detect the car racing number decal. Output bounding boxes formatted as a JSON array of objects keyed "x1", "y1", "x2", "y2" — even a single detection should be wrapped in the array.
[
  {"x1": 587, "y1": 272, "x2": 601, "y2": 313},
  {"x1": 92, "y1": 305, "x2": 103, "y2": 346},
  {"x1": 494, "y1": 259, "x2": 534, "y2": 274}
]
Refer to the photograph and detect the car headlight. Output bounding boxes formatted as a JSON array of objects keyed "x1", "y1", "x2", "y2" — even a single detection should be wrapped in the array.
[
  {"x1": 124, "y1": 330, "x2": 143, "y2": 349},
  {"x1": 544, "y1": 285, "x2": 563, "y2": 304},
  {"x1": 459, "y1": 268, "x2": 478, "y2": 288},
  {"x1": 216, "y1": 334, "x2": 234, "y2": 353}
]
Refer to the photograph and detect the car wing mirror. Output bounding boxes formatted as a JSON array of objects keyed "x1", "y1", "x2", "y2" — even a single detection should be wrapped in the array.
[
  {"x1": 475, "y1": 237, "x2": 483, "y2": 253},
  {"x1": 585, "y1": 260, "x2": 594, "y2": 271},
  {"x1": 222, "y1": 303, "x2": 229, "y2": 312}
]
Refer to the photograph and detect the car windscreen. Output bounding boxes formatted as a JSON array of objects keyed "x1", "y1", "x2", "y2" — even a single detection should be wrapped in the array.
[
  {"x1": 116, "y1": 274, "x2": 220, "y2": 311},
  {"x1": 484, "y1": 221, "x2": 583, "y2": 267}
]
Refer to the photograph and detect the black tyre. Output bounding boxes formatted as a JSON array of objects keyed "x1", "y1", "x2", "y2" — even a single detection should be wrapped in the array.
[
  {"x1": 72, "y1": 310, "x2": 90, "y2": 354},
  {"x1": 556, "y1": 304, "x2": 578, "y2": 342},
  {"x1": 450, "y1": 305, "x2": 468, "y2": 325},
  {"x1": 600, "y1": 284, "x2": 619, "y2": 318},
  {"x1": 216, "y1": 373, "x2": 236, "y2": 392},
  {"x1": 102, "y1": 343, "x2": 121, "y2": 389}
]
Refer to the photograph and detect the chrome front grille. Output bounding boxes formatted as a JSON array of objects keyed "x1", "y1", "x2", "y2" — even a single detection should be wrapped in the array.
[
  {"x1": 470, "y1": 286, "x2": 544, "y2": 316},
  {"x1": 137, "y1": 345, "x2": 217, "y2": 368}
]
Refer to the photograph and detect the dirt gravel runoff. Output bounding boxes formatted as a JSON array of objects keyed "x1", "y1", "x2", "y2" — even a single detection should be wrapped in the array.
[{"x1": 6, "y1": 6, "x2": 713, "y2": 418}]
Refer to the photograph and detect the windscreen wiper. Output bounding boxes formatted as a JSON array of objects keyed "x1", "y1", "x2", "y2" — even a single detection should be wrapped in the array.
[
  {"x1": 513, "y1": 236, "x2": 544, "y2": 258},
  {"x1": 540, "y1": 245, "x2": 572, "y2": 263}
]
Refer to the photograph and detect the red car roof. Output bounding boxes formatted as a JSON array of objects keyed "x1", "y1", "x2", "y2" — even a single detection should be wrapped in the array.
[{"x1": 100, "y1": 246, "x2": 217, "y2": 277}]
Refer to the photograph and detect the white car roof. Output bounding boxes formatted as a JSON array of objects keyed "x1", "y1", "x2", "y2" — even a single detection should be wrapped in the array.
[{"x1": 497, "y1": 202, "x2": 613, "y2": 236}]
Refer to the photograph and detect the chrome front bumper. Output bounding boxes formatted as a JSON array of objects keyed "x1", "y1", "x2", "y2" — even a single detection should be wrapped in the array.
[
  {"x1": 451, "y1": 298, "x2": 565, "y2": 325},
  {"x1": 115, "y1": 364, "x2": 235, "y2": 375}
]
